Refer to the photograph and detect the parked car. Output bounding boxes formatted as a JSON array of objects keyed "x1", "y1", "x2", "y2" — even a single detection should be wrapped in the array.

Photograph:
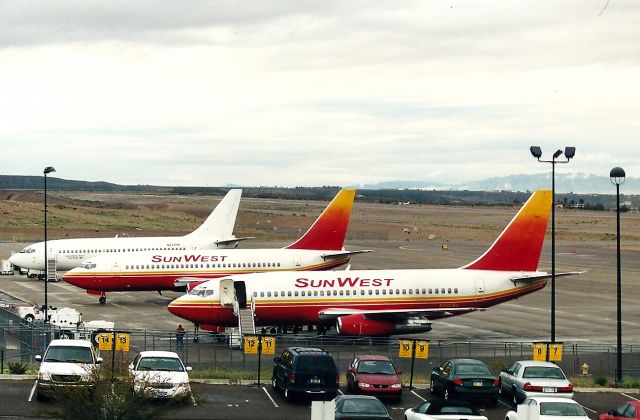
[
  {"x1": 505, "y1": 397, "x2": 590, "y2": 420},
  {"x1": 430, "y1": 359, "x2": 499, "y2": 406},
  {"x1": 499, "y1": 360, "x2": 573, "y2": 404},
  {"x1": 333, "y1": 395, "x2": 392, "y2": 420},
  {"x1": 35, "y1": 339, "x2": 103, "y2": 400},
  {"x1": 346, "y1": 355, "x2": 403, "y2": 401},
  {"x1": 599, "y1": 401, "x2": 640, "y2": 420},
  {"x1": 405, "y1": 399, "x2": 489, "y2": 420},
  {"x1": 128, "y1": 351, "x2": 192, "y2": 399},
  {"x1": 272, "y1": 346, "x2": 339, "y2": 401}
]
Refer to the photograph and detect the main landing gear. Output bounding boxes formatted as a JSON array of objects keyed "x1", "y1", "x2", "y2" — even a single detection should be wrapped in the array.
[{"x1": 99, "y1": 293, "x2": 107, "y2": 304}]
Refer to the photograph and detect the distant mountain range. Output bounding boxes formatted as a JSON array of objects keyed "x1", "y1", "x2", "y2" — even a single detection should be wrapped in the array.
[{"x1": 353, "y1": 173, "x2": 640, "y2": 194}]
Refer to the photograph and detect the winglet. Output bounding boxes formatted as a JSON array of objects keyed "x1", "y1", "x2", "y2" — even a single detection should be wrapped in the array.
[
  {"x1": 285, "y1": 189, "x2": 356, "y2": 251},
  {"x1": 462, "y1": 190, "x2": 551, "y2": 271},
  {"x1": 185, "y1": 189, "x2": 242, "y2": 241}
]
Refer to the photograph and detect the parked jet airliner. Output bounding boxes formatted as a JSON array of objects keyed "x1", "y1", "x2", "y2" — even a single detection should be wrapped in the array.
[
  {"x1": 168, "y1": 190, "x2": 579, "y2": 336},
  {"x1": 9, "y1": 189, "x2": 247, "y2": 274},
  {"x1": 63, "y1": 189, "x2": 368, "y2": 304}
]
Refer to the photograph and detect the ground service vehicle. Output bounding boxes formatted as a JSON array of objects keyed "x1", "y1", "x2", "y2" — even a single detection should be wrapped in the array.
[
  {"x1": 599, "y1": 401, "x2": 640, "y2": 420},
  {"x1": 505, "y1": 397, "x2": 590, "y2": 420},
  {"x1": 499, "y1": 361, "x2": 573, "y2": 404},
  {"x1": 272, "y1": 347, "x2": 339, "y2": 401},
  {"x1": 346, "y1": 355, "x2": 402, "y2": 401},
  {"x1": 35, "y1": 339, "x2": 103, "y2": 400},
  {"x1": 1, "y1": 260, "x2": 13, "y2": 275},
  {"x1": 430, "y1": 359, "x2": 499, "y2": 406},
  {"x1": 333, "y1": 395, "x2": 392, "y2": 420},
  {"x1": 129, "y1": 351, "x2": 192, "y2": 399},
  {"x1": 405, "y1": 399, "x2": 489, "y2": 420}
]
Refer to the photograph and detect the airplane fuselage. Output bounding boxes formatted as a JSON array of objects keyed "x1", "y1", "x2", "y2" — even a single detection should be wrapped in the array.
[
  {"x1": 63, "y1": 249, "x2": 351, "y2": 292},
  {"x1": 168, "y1": 269, "x2": 548, "y2": 327}
]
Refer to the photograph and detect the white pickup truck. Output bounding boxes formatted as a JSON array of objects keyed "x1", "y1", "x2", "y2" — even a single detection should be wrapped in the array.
[{"x1": 17, "y1": 305, "x2": 114, "y2": 339}]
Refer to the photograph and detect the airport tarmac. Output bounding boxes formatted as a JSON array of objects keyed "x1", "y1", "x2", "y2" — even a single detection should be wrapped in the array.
[{"x1": 1, "y1": 232, "x2": 639, "y2": 345}]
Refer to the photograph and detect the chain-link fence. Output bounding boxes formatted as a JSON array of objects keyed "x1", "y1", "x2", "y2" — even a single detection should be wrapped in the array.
[{"x1": 2, "y1": 306, "x2": 638, "y2": 380}]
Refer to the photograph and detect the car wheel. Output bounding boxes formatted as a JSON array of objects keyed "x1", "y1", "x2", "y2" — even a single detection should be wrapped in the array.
[
  {"x1": 444, "y1": 387, "x2": 450, "y2": 400},
  {"x1": 429, "y1": 379, "x2": 435, "y2": 394},
  {"x1": 284, "y1": 387, "x2": 292, "y2": 401},
  {"x1": 35, "y1": 389, "x2": 46, "y2": 402},
  {"x1": 512, "y1": 387, "x2": 520, "y2": 404},
  {"x1": 346, "y1": 380, "x2": 352, "y2": 393},
  {"x1": 271, "y1": 377, "x2": 277, "y2": 390}
]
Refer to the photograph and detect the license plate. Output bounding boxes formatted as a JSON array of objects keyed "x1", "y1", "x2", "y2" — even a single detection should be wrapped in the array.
[
  {"x1": 543, "y1": 387, "x2": 556, "y2": 393},
  {"x1": 473, "y1": 381, "x2": 483, "y2": 387},
  {"x1": 310, "y1": 378, "x2": 321, "y2": 384}
]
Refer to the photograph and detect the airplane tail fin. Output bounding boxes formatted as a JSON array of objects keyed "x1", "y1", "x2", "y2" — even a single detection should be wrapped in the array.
[
  {"x1": 285, "y1": 189, "x2": 356, "y2": 251},
  {"x1": 185, "y1": 189, "x2": 242, "y2": 241},
  {"x1": 462, "y1": 190, "x2": 551, "y2": 271}
]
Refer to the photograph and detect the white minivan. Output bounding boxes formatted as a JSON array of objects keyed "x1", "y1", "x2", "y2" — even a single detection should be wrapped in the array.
[{"x1": 35, "y1": 339, "x2": 103, "y2": 399}]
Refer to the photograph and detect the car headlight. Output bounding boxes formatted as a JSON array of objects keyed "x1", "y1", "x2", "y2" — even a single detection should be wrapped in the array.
[
  {"x1": 38, "y1": 372, "x2": 51, "y2": 381},
  {"x1": 390, "y1": 383, "x2": 402, "y2": 389},
  {"x1": 359, "y1": 382, "x2": 371, "y2": 388}
]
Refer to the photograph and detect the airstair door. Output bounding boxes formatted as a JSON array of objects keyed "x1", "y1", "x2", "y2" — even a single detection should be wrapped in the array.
[
  {"x1": 220, "y1": 279, "x2": 235, "y2": 306},
  {"x1": 234, "y1": 281, "x2": 247, "y2": 308}
]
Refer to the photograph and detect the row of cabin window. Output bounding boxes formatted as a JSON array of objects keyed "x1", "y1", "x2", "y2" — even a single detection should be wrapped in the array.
[
  {"x1": 252, "y1": 287, "x2": 460, "y2": 298},
  {"x1": 125, "y1": 262, "x2": 282, "y2": 270},
  {"x1": 61, "y1": 247, "x2": 187, "y2": 254}
]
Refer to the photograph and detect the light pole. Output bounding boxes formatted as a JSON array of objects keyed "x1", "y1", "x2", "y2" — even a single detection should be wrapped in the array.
[
  {"x1": 610, "y1": 166, "x2": 625, "y2": 384},
  {"x1": 43, "y1": 166, "x2": 55, "y2": 324},
  {"x1": 530, "y1": 146, "x2": 575, "y2": 343}
]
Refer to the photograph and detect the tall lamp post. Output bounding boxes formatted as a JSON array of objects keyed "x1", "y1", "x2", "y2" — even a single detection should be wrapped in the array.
[
  {"x1": 610, "y1": 166, "x2": 625, "y2": 384},
  {"x1": 529, "y1": 146, "x2": 575, "y2": 343},
  {"x1": 43, "y1": 166, "x2": 56, "y2": 324}
]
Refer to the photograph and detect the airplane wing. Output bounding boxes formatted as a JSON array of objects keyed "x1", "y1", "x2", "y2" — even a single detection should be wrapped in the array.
[
  {"x1": 317, "y1": 307, "x2": 477, "y2": 321},
  {"x1": 214, "y1": 236, "x2": 255, "y2": 247},
  {"x1": 173, "y1": 277, "x2": 205, "y2": 289},
  {"x1": 510, "y1": 271, "x2": 584, "y2": 284},
  {"x1": 321, "y1": 249, "x2": 373, "y2": 260}
]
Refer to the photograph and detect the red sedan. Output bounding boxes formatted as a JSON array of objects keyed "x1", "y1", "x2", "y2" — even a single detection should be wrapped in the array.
[
  {"x1": 346, "y1": 355, "x2": 403, "y2": 401},
  {"x1": 600, "y1": 401, "x2": 640, "y2": 420}
]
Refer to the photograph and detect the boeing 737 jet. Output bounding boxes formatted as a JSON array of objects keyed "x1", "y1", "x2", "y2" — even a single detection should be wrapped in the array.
[
  {"x1": 10, "y1": 189, "x2": 247, "y2": 273},
  {"x1": 168, "y1": 190, "x2": 578, "y2": 336},
  {"x1": 63, "y1": 189, "x2": 368, "y2": 303}
]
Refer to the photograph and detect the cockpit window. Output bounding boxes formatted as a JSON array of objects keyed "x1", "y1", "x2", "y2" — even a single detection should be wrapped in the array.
[
  {"x1": 81, "y1": 262, "x2": 97, "y2": 269},
  {"x1": 21, "y1": 247, "x2": 36, "y2": 254}
]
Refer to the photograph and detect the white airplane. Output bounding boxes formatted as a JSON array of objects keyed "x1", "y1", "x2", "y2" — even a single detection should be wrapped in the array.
[
  {"x1": 63, "y1": 189, "x2": 369, "y2": 304},
  {"x1": 168, "y1": 190, "x2": 580, "y2": 336},
  {"x1": 9, "y1": 189, "x2": 248, "y2": 274}
]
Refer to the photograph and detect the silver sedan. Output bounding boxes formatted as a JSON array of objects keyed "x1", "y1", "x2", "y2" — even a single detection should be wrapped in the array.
[{"x1": 499, "y1": 361, "x2": 573, "y2": 404}]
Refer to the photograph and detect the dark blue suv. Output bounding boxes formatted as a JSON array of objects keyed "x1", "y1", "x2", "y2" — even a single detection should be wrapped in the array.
[{"x1": 272, "y1": 347, "x2": 339, "y2": 401}]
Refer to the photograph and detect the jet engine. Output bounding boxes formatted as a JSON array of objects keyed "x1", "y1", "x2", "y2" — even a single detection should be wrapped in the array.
[{"x1": 335, "y1": 314, "x2": 432, "y2": 336}]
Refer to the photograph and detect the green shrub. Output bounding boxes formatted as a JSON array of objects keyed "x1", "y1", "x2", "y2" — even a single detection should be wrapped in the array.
[
  {"x1": 593, "y1": 375, "x2": 608, "y2": 386},
  {"x1": 8, "y1": 362, "x2": 29, "y2": 374}
]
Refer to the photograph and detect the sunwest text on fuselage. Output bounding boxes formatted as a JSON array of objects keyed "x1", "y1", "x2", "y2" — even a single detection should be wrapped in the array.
[
  {"x1": 294, "y1": 277, "x2": 395, "y2": 288},
  {"x1": 151, "y1": 254, "x2": 229, "y2": 263}
]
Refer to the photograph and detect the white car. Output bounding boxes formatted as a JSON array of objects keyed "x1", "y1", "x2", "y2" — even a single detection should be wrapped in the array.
[
  {"x1": 405, "y1": 399, "x2": 488, "y2": 420},
  {"x1": 129, "y1": 351, "x2": 192, "y2": 399},
  {"x1": 35, "y1": 339, "x2": 103, "y2": 400},
  {"x1": 499, "y1": 361, "x2": 573, "y2": 404},
  {"x1": 505, "y1": 397, "x2": 590, "y2": 420}
]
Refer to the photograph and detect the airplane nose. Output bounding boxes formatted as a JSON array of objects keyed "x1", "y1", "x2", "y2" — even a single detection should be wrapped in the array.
[{"x1": 168, "y1": 297, "x2": 210, "y2": 323}]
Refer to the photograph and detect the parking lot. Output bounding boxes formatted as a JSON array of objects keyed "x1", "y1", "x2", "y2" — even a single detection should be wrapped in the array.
[{"x1": 0, "y1": 378, "x2": 637, "y2": 419}]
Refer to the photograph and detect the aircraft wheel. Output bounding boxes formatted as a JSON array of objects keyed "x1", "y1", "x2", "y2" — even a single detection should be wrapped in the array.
[
  {"x1": 99, "y1": 296, "x2": 107, "y2": 305},
  {"x1": 24, "y1": 314, "x2": 35, "y2": 323}
]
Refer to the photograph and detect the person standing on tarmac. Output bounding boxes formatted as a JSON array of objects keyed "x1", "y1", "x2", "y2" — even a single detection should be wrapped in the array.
[{"x1": 176, "y1": 324, "x2": 185, "y2": 349}]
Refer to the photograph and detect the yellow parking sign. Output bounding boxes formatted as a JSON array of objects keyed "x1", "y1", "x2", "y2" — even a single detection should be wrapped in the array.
[
  {"x1": 261, "y1": 336, "x2": 276, "y2": 355},
  {"x1": 415, "y1": 341, "x2": 429, "y2": 359},
  {"x1": 533, "y1": 342, "x2": 547, "y2": 361},
  {"x1": 244, "y1": 336, "x2": 258, "y2": 354},
  {"x1": 399, "y1": 340, "x2": 413, "y2": 358},
  {"x1": 97, "y1": 333, "x2": 112, "y2": 351},
  {"x1": 548, "y1": 343, "x2": 563, "y2": 361},
  {"x1": 115, "y1": 332, "x2": 130, "y2": 352}
]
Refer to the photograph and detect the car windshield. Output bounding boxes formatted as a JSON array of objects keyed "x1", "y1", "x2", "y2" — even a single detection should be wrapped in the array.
[
  {"x1": 340, "y1": 398, "x2": 388, "y2": 414},
  {"x1": 523, "y1": 366, "x2": 566, "y2": 379},
  {"x1": 540, "y1": 402, "x2": 586, "y2": 416},
  {"x1": 453, "y1": 363, "x2": 492, "y2": 376},
  {"x1": 137, "y1": 357, "x2": 184, "y2": 372},
  {"x1": 357, "y1": 360, "x2": 396, "y2": 375},
  {"x1": 296, "y1": 355, "x2": 336, "y2": 373},
  {"x1": 44, "y1": 346, "x2": 93, "y2": 363}
]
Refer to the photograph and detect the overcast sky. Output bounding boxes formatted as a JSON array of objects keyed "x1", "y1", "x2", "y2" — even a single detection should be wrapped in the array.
[{"x1": 1, "y1": 1, "x2": 638, "y2": 187}]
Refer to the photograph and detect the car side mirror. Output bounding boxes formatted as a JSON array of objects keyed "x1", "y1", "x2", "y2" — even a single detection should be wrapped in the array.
[
  {"x1": 128, "y1": 363, "x2": 134, "y2": 370},
  {"x1": 396, "y1": 369, "x2": 402, "y2": 375},
  {"x1": 35, "y1": 355, "x2": 42, "y2": 362},
  {"x1": 608, "y1": 410, "x2": 615, "y2": 415},
  {"x1": 186, "y1": 366, "x2": 192, "y2": 372},
  {"x1": 96, "y1": 357, "x2": 104, "y2": 364}
]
